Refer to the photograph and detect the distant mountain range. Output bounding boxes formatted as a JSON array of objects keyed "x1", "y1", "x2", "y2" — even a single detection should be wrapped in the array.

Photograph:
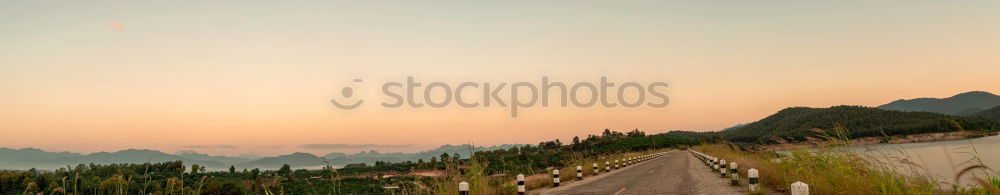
[
  {"x1": 236, "y1": 144, "x2": 521, "y2": 170},
  {"x1": 0, "y1": 148, "x2": 237, "y2": 171},
  {"x1": 322, "y1": 144, "x2": 516, "y2": 166},
  {"x1": 878, "y1": 91, "x2": 1000, "y2": 116},
  {"x1": 0, "y1": 144, "x2": 520, "y2": 171}
]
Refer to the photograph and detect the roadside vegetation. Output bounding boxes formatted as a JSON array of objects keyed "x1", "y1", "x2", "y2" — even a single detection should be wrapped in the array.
[
  {"x1": 0, "y1": 129, "x2": 695, "y2": 194},
  {"x1": 693, "y1": 125, "x2": 1000, "y2": 194},
  {"x1": 8, "y1": 119, "x2": 996, "y2": 194}
]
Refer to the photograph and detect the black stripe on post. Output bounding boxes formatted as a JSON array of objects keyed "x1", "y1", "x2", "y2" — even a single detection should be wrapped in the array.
[{"x1": 720, "y1": 162, "x2": 727, "y2": 177}]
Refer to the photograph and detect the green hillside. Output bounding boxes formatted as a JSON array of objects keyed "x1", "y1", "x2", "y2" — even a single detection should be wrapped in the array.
[
  {"x1": 969, "y1": 105, "x2": 1000, "y2": 119},
  {"x1": 720, "y1": 105, "x2": 1000, "y2": 143}
]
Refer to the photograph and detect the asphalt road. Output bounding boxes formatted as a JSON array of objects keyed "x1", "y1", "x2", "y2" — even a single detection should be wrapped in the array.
[{"x1": 538, "y1": 151, "x2": 744, "y2": 195}]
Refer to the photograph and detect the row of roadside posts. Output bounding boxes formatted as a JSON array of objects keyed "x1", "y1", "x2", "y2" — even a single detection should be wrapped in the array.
[
  {"x1": 458, "y1": 151, "x2": 670, "y2": 195},
  {"x1": 688, "y1": 150, "x2": 810, "y2": 195}
]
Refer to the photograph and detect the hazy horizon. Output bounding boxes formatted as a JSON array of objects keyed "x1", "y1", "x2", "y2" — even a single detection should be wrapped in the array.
[
  {"x1": 1, "y1": 142, "x2": 525, "y2": 159},
  {"x1": 3, "y1": 1, "x2": 1000, "y2": 156}
]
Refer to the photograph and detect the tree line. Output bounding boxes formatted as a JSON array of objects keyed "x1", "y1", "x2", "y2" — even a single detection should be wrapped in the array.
[{"x1": 0, "y1": 129, "x2": 696, "y2": 194}]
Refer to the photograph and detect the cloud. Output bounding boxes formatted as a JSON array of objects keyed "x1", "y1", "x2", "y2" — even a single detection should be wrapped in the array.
[
  {"x1": 108, "y1": 22, "x2": 124, "y2": 31},
  {"x1": 256, "y1": 145, "x2": 285, "y2": 149},
  {"x1": 183, "y1": 145, "x2": 238, "y2": 149},
  {"x1": 299, "y1": 144, "x2": 412, "y2": 149}
]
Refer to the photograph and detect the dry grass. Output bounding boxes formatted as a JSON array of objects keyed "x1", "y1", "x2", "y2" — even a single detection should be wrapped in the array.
[{"x1": 693, "y1": 126, "x2": 999, "y2": 194}]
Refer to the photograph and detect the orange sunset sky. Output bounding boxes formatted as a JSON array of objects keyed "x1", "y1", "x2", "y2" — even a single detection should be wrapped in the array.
[{"x1": 1, "y1": 1, "x2": 999, "y2": 156}]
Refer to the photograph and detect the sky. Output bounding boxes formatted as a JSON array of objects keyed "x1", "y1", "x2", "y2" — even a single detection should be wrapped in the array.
[{"x1": 1, "y1": 0, "x2": 999, "y2": 156}]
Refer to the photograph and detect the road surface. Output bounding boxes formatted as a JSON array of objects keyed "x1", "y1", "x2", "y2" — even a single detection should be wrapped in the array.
[{"x1": 537, "y1": 151, "x2": 745, "y2": 195}]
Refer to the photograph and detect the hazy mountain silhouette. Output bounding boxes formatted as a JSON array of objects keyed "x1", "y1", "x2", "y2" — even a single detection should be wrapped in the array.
[
  {"x1": 0, "y1": 148, "x2": 83, "y2": 170},
  {"x1": 176, "y1": 150, "x2": 258, "y2": 165},
  {"x1": 0, "y1": 148, "x2": 229, "y2": 170},
  {"x1": 0, "y1": 144, "x2": 520, "y2": 171},
  {"x1": 214, "y1": 144, "x2": 521, "y2": 169},
  {"x1": 878, "y1": 91, "x2": 1000, "y2": 116},
  {"x1": 237, "y1": 152, "x2": 327, "y2": 169},
  {"x1": 320, "y1": 144, "x2": 521, "y2": 166}
]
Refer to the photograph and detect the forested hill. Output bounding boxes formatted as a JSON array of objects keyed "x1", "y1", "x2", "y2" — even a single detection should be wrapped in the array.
[
  {"x1": 969, "y1": 105, "x2": 1000, "y2": 119},
  {"x1": 718, "y1": 106, "x2": 1000, "y2": 144}
]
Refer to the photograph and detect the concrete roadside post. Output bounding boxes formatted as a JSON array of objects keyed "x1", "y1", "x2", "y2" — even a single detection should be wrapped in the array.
[
  {"x1": 791, "y1": 181, "x2": 809, "y2": 195},
  {"x1": 730, "y1": 162, "x2": 739, "y2": 185},
  {"x1": 458, "y1": 181, "x2": 469, "y2": 195},
  {"x1": 712, "y1": 158, "x2": 719, "y2": 172},
  {"x1": 576, "y1": 165, "x2": 583, "y2": 180},
  {"x1": 552, "y1": 169, "x2": 560, "y2": 187},
  {"x1": 719, "y1": 159, "x2": 728, "y2": 178},
  {"x1": 517, "y1": 174, "x2": 526, "y2": 195}
]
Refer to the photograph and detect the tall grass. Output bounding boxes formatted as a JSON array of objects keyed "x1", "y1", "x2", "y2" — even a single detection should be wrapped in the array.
[{"x1": 694, "y1": 125, "x2": 1000, "y2": 194}]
